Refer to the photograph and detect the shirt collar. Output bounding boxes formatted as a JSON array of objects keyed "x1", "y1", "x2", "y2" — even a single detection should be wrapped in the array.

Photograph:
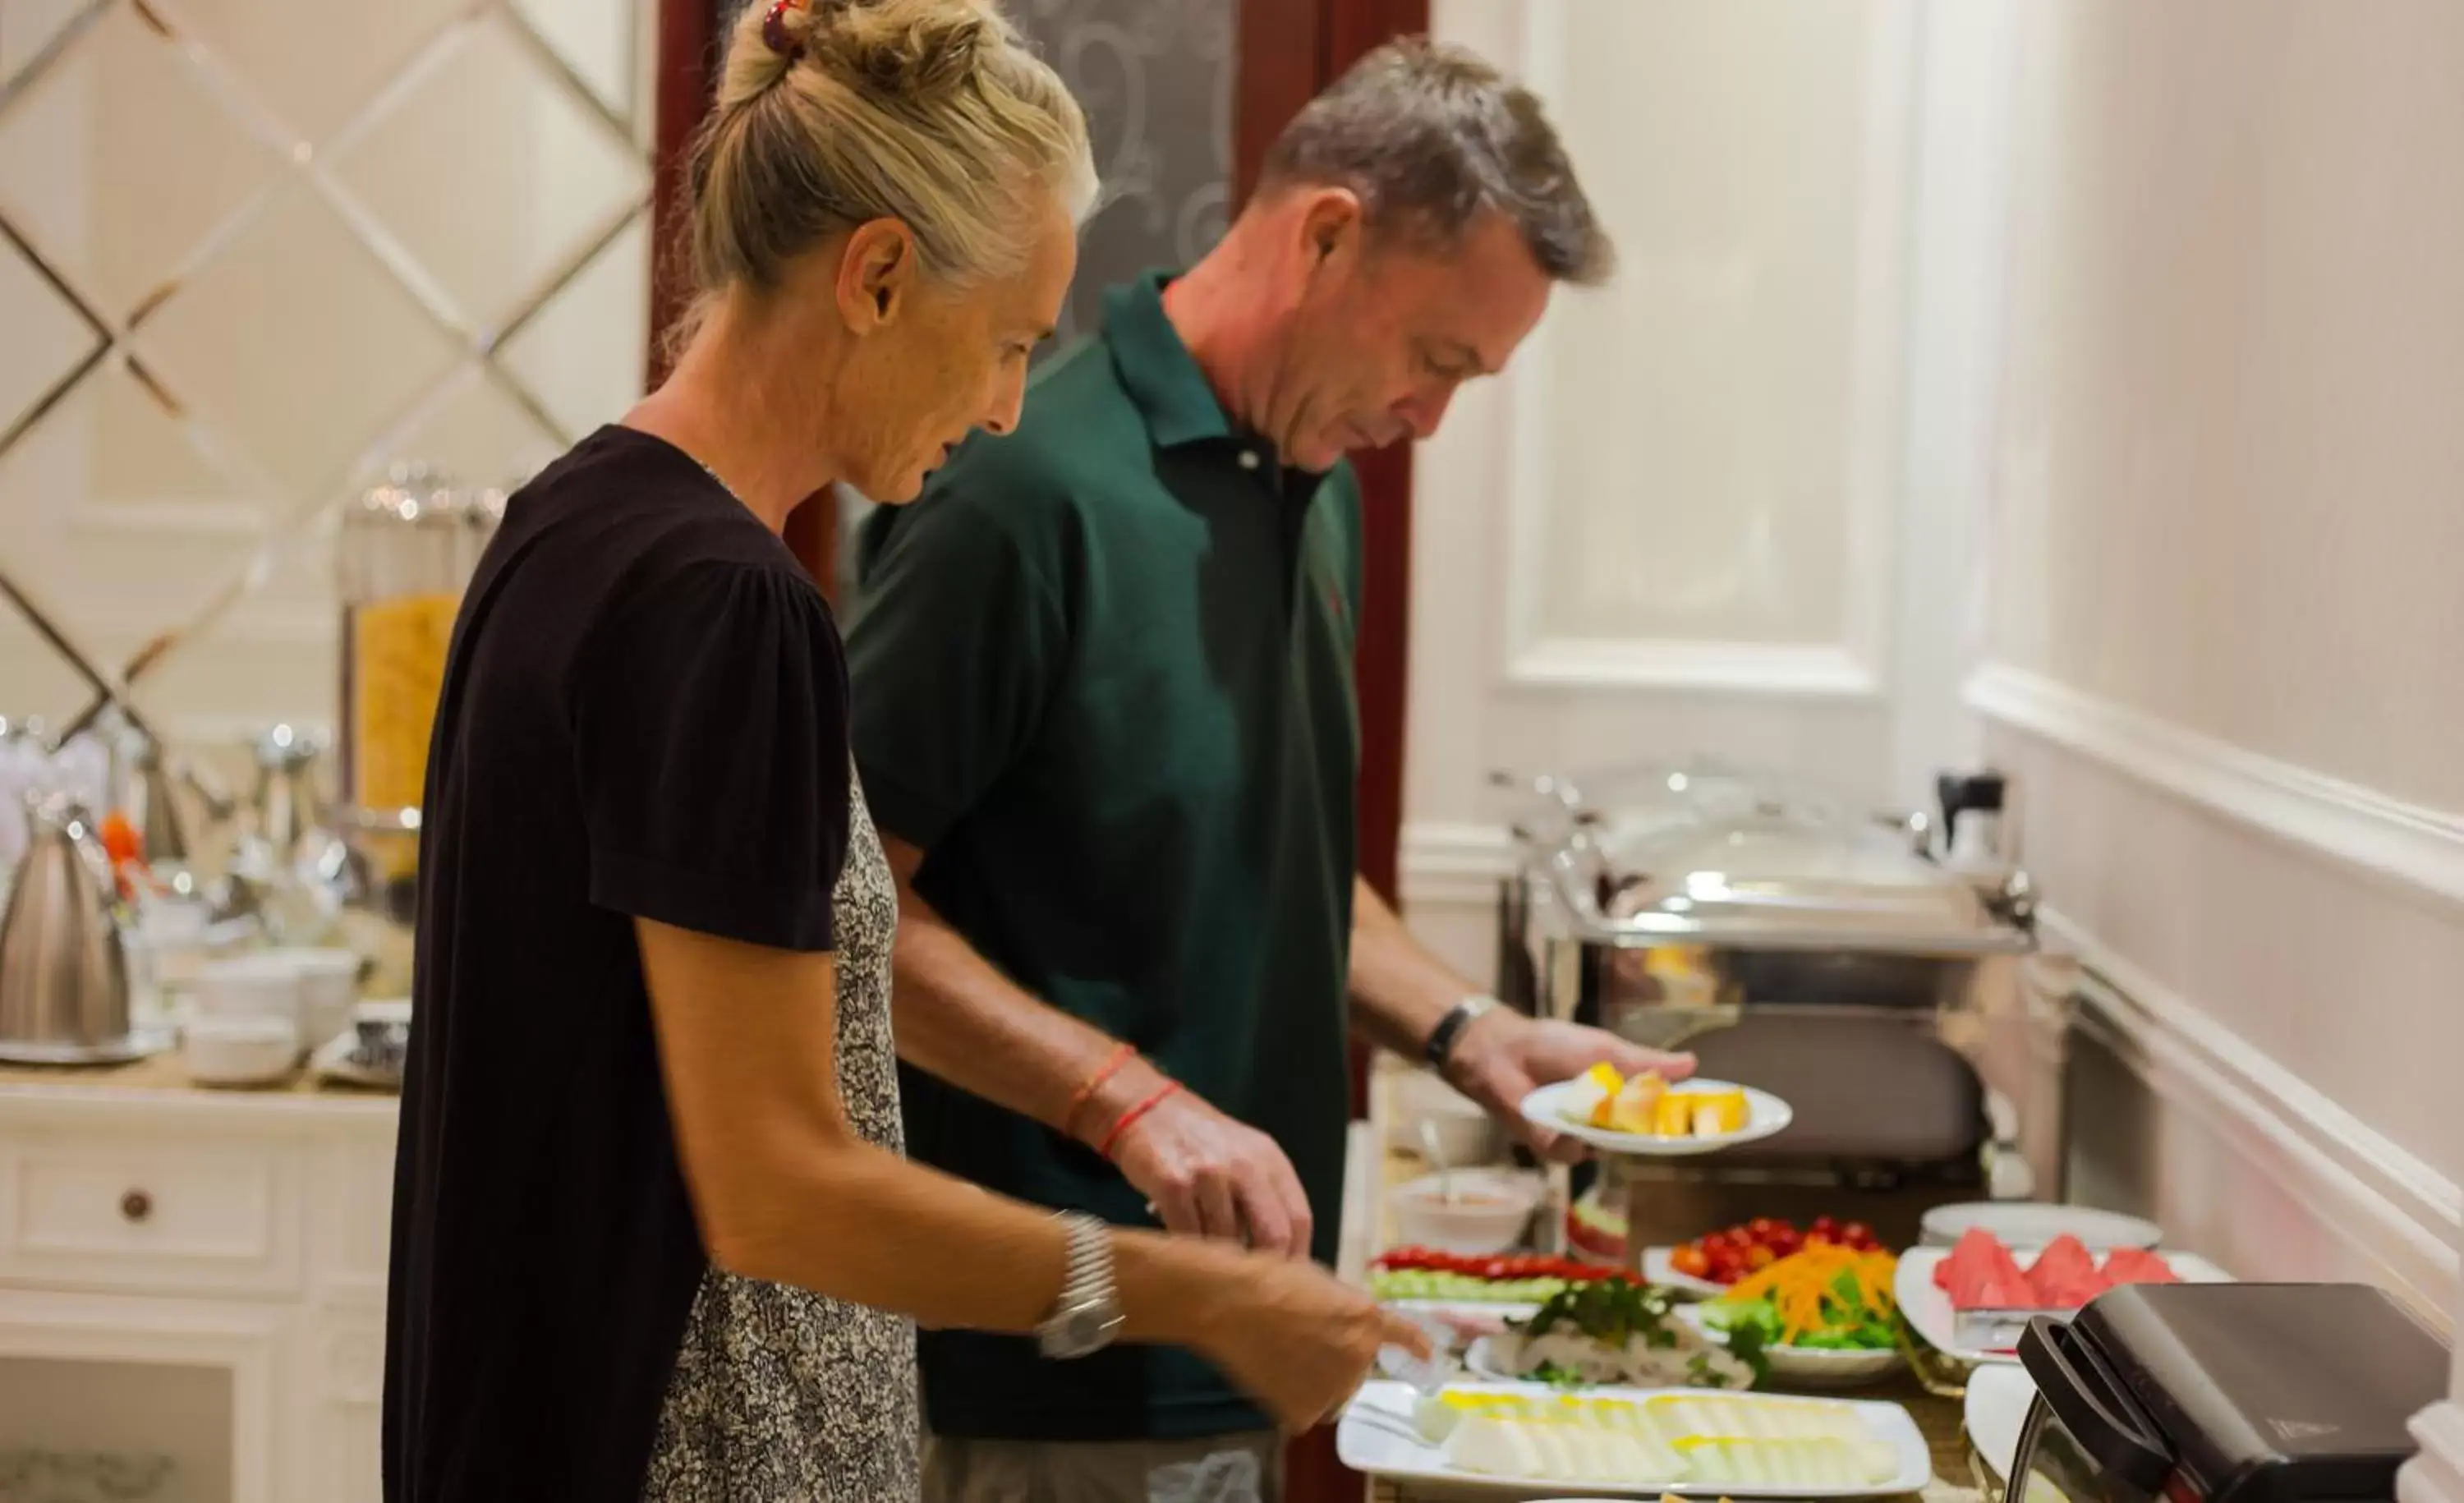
[{"x1": 1103, "y1": 270, "x2": 1234, "y2": 450}]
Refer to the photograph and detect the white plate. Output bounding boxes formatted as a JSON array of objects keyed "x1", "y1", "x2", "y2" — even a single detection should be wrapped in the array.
[
  {"x1": 1963, "y1": 1365, "x2": 2040, "y2": 1484},
  {"x1": 1523, "y1": 1079, "x2": 1794, "y2": 1157},
  {"x1": 1639, "y1": 1248, "x2": 1725, "y2": 1298},
  {"x1": 1675, "y1": 1306, "x2": 1904, "y2": 1387},
  {"x1": 1896, "y1": 1246, "x2": 2235, "y2": 1365},
  {"x1": 1919, "y1": 1202, "x2": 2162, "y2": 1250},
  {"x1": 1386, "y1": 1299, "x2": 1542, "y2": 1341},
  {"x1": 1337, "y1": 1380, "x2": 1934, "y2": 1498}
]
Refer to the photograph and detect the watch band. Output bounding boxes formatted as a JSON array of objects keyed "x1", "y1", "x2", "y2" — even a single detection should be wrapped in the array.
[
  {"x1": 1423, "y1": 994, "x2": 1500, "y2": 1071},
  {"x1": 1037, "y1": 1211, "x2": 1124, "y2": 1360}
]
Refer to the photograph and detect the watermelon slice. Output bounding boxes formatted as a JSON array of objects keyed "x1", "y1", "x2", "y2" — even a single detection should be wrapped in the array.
[
  {"x1": 2100, "y1": 1247, "x2": 2181, "y2": 1287},
  {"x1": 2025, "y1": 1235, "x2": 2112, "y2": 1308},
  {"x1": 1938, "y1": 1227, "x2": 2039, "y2": 1310}
]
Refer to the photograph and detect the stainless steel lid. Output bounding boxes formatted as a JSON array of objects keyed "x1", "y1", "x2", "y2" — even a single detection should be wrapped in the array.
[{"x1": 1509, "y1": 761, "x2": 2034, "y2": 955}]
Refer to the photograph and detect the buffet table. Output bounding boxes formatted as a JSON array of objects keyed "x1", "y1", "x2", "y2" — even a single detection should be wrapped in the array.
[{"x1": 1358, "y1": 1063, "x2": 1985, "y2": 1503}]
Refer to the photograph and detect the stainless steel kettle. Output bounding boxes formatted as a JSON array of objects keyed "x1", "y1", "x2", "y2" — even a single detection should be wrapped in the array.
[{"x1": 0, "y1": 792, "x2": 154, "y2": 1064}]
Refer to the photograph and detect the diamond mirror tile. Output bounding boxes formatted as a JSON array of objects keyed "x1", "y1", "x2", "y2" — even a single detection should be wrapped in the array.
[
  {"x1": 327, "y1": 7, "x2": 650, "y2": 335},
  {"x1": 0, "y1": 0, "x2": 653, "y2": 731},
  {"x1": 512, "y1": 0, "x2": 643, "y2": 128},
  {"x1": 160, "y1": 0, "x2": 474, "y2": 145},
  {"x1": 138, "y1": 181, "x2": 465, "y2": 501},
  {"x1": 0, "y1": 0, "x2": 102, "y2": 100},
  {"x1": 0, "y1": 229, "x2": 103, "y2": 446},
  {"x1": 383, "y1": 365, "x2": 564, "y2": 492},
  {"x1": 0, "y1": 2, "x2": 281, "y2": 321},
  {"x1": 498, "y1": 214, "x2": 651, "y2": 449}
]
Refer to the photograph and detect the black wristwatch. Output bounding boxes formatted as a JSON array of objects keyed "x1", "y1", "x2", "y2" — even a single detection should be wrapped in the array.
[{"x1": 1423, "y1": 995, "x2": 1500, "y2": 1073}]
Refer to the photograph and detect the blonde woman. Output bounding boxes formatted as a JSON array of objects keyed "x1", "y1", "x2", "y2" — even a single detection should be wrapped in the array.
[{"x1": 381, "y1": 3, "x2": 1423, "y2": 1500}]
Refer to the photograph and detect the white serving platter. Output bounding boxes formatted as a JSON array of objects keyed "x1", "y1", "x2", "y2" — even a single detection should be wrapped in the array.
[{"x1": 1336, "y1": 1380, "x2": 1933, "y2": 1498}]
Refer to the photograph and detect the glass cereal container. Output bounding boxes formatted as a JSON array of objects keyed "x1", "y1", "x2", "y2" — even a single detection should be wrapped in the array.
[{"x1": 337, "y1": 466, "x2": 502, "y2": 880}]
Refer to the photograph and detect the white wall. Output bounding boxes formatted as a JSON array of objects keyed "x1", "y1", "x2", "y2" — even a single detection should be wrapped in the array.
[
  {"x1": 1972, "y1": 0, "x2": 2464, "y2": 1309},
  {"x1": 1411, "y1": 0, "x2": 2463, "y2": 1338}
]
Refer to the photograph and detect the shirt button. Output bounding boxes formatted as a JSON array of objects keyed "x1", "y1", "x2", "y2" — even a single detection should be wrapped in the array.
[{"x1": 1237, "y1": 449, "x2": 1260, "y2": 471}]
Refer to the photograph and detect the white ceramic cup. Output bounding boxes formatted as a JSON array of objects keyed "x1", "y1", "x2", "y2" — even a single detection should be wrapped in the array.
[
  {"x1": 191, "y1": 954, "x2": 306, "y2": 1032},
  {"x1": 266, "y1": 948, "x2": 362, "y2": 1048},
  {"x1": 184, "y1": 1013, "x2": 301, "y2": 1087}
]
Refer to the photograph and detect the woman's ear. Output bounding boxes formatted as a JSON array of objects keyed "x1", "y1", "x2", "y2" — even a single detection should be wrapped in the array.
[{"x1": 836, "y1": 220, "x2": 918, "y2": 333}]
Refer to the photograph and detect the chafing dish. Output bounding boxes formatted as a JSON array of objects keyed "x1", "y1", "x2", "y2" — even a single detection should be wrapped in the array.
[{"x1": 1495, "y1": 761, "x2": 2071, "y2": 1258}]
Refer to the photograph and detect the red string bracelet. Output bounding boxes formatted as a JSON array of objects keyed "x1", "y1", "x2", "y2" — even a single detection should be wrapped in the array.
[
  {"x1": 1098, "y1": 1081, "x2": 1184, "y2": 1161},
  {"x1": 1061, "y1": 1042, "x2": 1137, "y2": 1141}
]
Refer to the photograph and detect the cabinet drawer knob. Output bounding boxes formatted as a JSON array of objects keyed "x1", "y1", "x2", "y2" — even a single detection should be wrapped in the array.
[{"x1": 120, "y1": 1188, "x2": 152, "y2": 1223}]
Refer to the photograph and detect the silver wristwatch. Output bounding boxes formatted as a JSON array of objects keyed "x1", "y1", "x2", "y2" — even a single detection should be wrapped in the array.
[{"x1": 1037, "y1": 1212, "x2": 1125, "y2": 1360}]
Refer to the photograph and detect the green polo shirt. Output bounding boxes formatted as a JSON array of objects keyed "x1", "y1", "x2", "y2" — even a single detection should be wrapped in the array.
[{"x1": 844, "y1": 271, "x2": 1363, "y2": 1443}]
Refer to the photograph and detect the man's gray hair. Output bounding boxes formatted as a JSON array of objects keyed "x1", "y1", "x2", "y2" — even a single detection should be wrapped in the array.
[{"x1": 1258, "y1": 37, "x2": 1614, "y2": 286}]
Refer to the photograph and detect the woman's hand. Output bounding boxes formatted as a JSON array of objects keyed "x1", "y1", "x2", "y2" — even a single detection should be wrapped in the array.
[{"x1": 1147, "y1": 1240, "x2": 1432, "y2": 1432}]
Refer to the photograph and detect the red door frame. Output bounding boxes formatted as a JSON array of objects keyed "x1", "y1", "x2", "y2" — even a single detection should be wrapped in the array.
[{"x1": 648, "y1": 2, "x2": 839, "y2": 589}]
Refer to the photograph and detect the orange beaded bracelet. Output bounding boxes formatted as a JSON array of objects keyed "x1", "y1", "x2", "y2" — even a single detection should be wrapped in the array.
[
  {"x1": 1097, "y1": 1081, "x2": 1184, "y2": 1161},
  {"x1": 1061, "y1": 1043, "x2": 1138, "y2": 1142}
]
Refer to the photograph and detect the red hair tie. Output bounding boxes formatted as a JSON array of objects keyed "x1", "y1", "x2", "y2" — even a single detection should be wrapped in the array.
[{"x1": 761, "y1": 0, "x2": 803, "y2": 59}]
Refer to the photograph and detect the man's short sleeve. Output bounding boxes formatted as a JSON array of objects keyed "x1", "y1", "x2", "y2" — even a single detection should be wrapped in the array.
[
  {"x1": 844, "y1": 491, "x2": 1068, "y2": 851},
  {"x1": 572, "y1": 562, "x2": 850, "y2": 952}
]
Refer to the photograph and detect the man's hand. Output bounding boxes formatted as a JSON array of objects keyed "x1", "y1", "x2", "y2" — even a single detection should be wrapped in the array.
[
  {"x1": 1105, "y1": 1084, "x2": 1315, "y2": 1259},
  {"x1": 1446, "y1": 1013, "x2": 1697, "y2": 1163}
]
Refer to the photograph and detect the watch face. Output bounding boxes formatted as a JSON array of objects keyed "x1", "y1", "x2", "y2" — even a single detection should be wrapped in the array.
[{"x1": 1049, "y1": 1301, "x2": 1124, "y2": 1358}]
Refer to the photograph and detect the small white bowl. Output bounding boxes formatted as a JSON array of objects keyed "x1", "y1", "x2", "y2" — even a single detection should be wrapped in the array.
[
  {"x1": 1389, "y1": 1170, "x2": 1543, "y2": 1254},
  {"x1": 192, "y1": 954, "x2": 306, "y2": 1031},
  {"x1": 264, "y1": 947, "x2": 362, "y2": 1047},
  {"x1": 184, "y1": 1013, "x2": 301, "y2": 1087}
]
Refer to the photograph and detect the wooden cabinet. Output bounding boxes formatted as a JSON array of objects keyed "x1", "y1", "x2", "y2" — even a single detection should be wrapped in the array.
[{"x1": 0, "y1": 1084, "x2": 396, "y2": 1502}]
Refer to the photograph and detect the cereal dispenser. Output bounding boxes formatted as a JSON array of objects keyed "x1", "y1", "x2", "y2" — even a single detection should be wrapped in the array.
[{"x1": 334, "y1": 465, "x2": 503, "y2": 987}]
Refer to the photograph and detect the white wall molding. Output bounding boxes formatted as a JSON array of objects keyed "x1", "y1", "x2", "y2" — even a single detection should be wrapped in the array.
[
  {"x1": 2402, "y1": 1402, "x2": 2464, "y2": 1503},
  {"x1": 1398, "y1": 820, "x2": 1517, "y2": 912},
  {"x1": 2046, "y1": 906, "x2": 2461, "y2": 1316},
  {"x1": 1970, "y1": 662, "x2": 2464, "y2": 908},
  {"x1": 1506, "y1": 640, "x2": 1882, "y2": 697}
]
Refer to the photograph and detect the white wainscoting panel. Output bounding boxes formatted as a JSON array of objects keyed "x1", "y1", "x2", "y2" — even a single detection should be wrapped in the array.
[
  {"x1": 1493, "y1": 0, "x2": 1910, "y2": 697},
  {"x1": 2052, "y1": 908, "x2": 2459, "y2": 1318}
]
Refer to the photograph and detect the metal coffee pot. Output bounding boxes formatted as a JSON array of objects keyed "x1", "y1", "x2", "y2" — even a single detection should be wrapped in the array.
[{"x1": 0, "y1": 792, "x2": 157, "y2": 1064}]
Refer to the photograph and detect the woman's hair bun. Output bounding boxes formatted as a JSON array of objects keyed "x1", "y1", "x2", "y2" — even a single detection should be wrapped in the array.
[
  {"x1": 682, "y1": 0, "x2": 1094, "y2": 319},
  {"x1": 806, "y1": 0, "x2": 989, "y2": 103}
]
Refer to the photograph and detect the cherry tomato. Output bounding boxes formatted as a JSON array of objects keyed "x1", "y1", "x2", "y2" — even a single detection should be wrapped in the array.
[
  {"x1": 1746, "y1": 1216, "x2": 1779, "y2": 1241},
  {"x1": 1810, "y1": 1215, "x2": 1841, "y2": 1238},
  {"x1": 1766, "y1": 1226, "x2": 1804, "y2": 1257},
  {"x1": 1841, "y1": 1221, "x2": 1876, "y2": 1250},
  {"x1": 1701, "y1": 1230, "x2": 1735, "y2": 1254},
  {"x1": 1671, "y1": 1244, "x2": 1712, "y2": 1278}
]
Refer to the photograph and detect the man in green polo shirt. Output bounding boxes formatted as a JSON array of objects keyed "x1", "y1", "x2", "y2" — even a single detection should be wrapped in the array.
[{"x1": 847, "y1": 39, "x2": 1691, "y2": 1502}]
